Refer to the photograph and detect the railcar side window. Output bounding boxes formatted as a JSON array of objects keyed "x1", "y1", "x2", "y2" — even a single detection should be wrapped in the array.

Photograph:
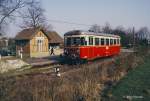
[
  {"x1": 66, "y1": 37, "x2": 71, "y2": 46},
  {"x1": 114, "y1": 39, "x2": 117, "y2": 45},
  {"x1": 110, "y1": 39, "x2": 113, "y2": 45},
  {"x1": 117, "y1": 39, "x2": 120, "y2": 44},
  {"x1": 106, "y1": 39, "x2": 109, "y2": 45},
  {"x1": 89, "y1": 37, "x2": 93, "y2": 45},
  {"x1": 95, "y1": 38, "x2": 99, "y2": 45},
  {"x1": 101, "y1": 38, "x2": 104, "y2": 45}
]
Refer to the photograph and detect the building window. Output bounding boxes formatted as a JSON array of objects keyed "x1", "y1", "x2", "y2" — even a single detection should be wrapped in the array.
[{"x1": 37, "y1": 40, "x2": 43, "y2": 52}]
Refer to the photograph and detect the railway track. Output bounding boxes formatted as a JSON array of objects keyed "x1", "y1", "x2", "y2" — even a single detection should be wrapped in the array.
[
  {"x1": 7, "y1": 51, "x2": 131, "y2": 78},
  {"x1": 19, "y1": 55, "x2": 117, "y2": 77}
]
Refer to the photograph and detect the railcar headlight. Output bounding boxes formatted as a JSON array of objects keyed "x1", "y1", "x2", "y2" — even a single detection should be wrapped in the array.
[
  {"x1": 76, "y1": 48, "x2": 80, "y2": 53},
  {"x1": 64, "y1": 48, "x2": 67, "y2": 53},
  {"x1": 64, "y1": 48, "x2": 68, "y2": 55}
]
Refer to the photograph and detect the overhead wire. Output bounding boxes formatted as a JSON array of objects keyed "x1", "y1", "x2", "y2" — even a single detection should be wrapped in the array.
[
  {"x1": 47, "y1": 19, "x2": 92, "y2": 27},
  {"x1": 11, "y1": 15, "x2": 93, "y2": 27}
]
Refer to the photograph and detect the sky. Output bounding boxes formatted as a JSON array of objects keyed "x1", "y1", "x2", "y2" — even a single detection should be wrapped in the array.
[{"x1": 8, "y1": 0, "x2": 150, "y2": 37}]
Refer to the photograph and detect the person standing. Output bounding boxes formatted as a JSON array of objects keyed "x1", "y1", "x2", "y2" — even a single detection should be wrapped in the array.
[{"x1": 50, "y1": 47, "x2": 55, "y2": 55}]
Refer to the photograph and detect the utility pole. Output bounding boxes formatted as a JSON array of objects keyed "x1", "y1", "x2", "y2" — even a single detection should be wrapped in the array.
[{"x1": 133, "y1": 27, "x2": 135, "y2": 50}]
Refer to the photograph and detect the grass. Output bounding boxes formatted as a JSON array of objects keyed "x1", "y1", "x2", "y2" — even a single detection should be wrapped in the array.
[
  {"x1": 0, "y1": 65, "x2": 55, "y2": 78},
  {"x1": 105, "y1": 56, "x2": 150, "y2": 101}
]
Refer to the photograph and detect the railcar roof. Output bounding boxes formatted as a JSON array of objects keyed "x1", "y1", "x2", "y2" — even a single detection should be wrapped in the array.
[{"x1": 64, "y1": 30, "x2": 120, "y2": 38}]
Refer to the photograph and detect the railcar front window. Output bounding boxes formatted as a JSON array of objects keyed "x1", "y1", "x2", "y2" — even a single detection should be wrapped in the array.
[
  {"x1": 66, "y1": 37, "x2": 71, "y2": 46},
  {"x1": 81, "y1": 37, "x2": 87, "y2": 45},
  {"x1": 66, "y1": 37, "x2": 86, "y2": 46},
  {"x1": 72, "y1": 37, "x2": 80, "y2": 46}
]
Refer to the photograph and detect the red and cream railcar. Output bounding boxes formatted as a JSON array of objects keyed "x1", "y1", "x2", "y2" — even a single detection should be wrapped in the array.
[{"x1": 64, "y1": 30, "x2": 121, "y2": 60}]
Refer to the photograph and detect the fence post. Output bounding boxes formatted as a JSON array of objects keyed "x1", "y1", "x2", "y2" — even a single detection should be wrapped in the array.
[
  {"x1": 0, "y1": 54, "x2": 1, "y2": 60},
  {"x1": 20, "y1": 47, "x2": 23, "y2": 59},
  {"x1": 54, "y1": 66, "x2": 61, "y2": 77}
]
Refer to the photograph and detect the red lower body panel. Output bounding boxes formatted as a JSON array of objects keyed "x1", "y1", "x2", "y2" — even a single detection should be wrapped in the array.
[{"x1": 80, "y1": 46, "x2": 120, "y2": 60}]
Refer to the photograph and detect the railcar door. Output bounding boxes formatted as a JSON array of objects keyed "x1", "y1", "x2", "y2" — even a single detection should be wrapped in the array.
[{"x1": 105, "y1": 38, "x2": 110, "y2": 56}]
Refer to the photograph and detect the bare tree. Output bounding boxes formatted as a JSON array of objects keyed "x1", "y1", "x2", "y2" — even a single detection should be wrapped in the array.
[
  {"x1": 21, "y1": 1, "x2": 51, "y2": 30},
  {"x1": 102, "y1": 22, "x2": 112, "y2": 33},
  {"x1": 116, "y1": 25, "x2": 125, "y2": 32},
  {"x1": 137, "y1": 27, "x2": 149, "y2": 40},
  {"x1": 89, "y1": 24, "x2": 101, "y2": 33},
  {"x1": 126, "y1": 27, "x2": 135, "y2": 45},
  {"x1": 136, "y1": 27, "x2": 150, "y2": 45},
  {"x1": 0, "y1": 0, "x2": 36, "y2": 34}
]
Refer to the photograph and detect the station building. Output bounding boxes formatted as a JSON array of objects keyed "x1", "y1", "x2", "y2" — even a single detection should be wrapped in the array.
[{"x1": 15, "y1": 28, "x2": 63, "y2": 58}]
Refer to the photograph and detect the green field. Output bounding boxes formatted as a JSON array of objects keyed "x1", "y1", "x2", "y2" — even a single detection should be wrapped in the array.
[{"x1": 105, "y1": 56, "x2": 150, "y2": 101}]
